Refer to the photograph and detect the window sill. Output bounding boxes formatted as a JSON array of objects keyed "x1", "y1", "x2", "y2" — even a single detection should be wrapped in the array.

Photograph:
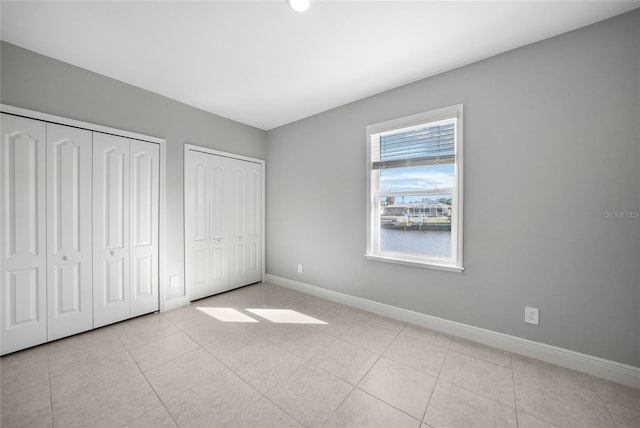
[{"x1": 364, "y1": 254, "x2": 464, "y2": 273}]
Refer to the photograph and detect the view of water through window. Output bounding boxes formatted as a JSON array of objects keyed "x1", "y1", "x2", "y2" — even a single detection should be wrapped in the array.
[
  {"x1": 379, "y1": 192, "x2": 453, "y2": 258},
  {"x1": 380, "y1": 228, "x2": 451, "y2": 257}
]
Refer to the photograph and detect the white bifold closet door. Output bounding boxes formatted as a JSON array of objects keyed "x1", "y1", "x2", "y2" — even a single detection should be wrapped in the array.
[
  {"x1": 187, "y1": 151, "x2": 229, "y2": 300},
  {"x1": 93, "y1": 133, "x2": 159, "y2": 327},
  {"x1": 129, "y1": 140, "x2": 160, "y2": 317},
  {"x1": 46, "y1": 124, "x2": 93, "y2": 341},
  {"x1": 186, "y1": 149, "x2": 262, "y2": 301},
  {"x1": 229, "y1": 158, "x2": 262, "y2": 289},
  {"x1": 93, "y1": 133, "x2": 130, "y2": 327},
  {"x1": 1, "y1": 115, "x2": 47, "y2": 354}
]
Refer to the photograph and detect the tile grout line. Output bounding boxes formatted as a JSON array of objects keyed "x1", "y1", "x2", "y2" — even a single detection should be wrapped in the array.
[
  {"x1": 421, "y1": 338, "x2": 528, "y2": 424},
  {"x1": 252, "y1": 362, "x2": 310, "y2": 427},
  {"x1": 116, "y1": 325, "x2": 181, "y2": 428},
  {"x1": 170, "y1": 307, "x2": 284, "y2": 426},
  {"x1": 317, "y1": 321, "x2": 406, "y2": 426},
  {"x1": 192, "y1": 327, "x2": 278, "y2": 426},
  {"x1": 251, "y1": 304, "x2": 400, "y2": 427},
  {"x1": 421, "y1": 332, "x2": 454, "y2": 424},
  {"x1": 356, "y1": 387, "x2": 424, "y2": 426},
  {"x1": 127, "y1": 339, "x2": 199, "y2": 373},
  {"x1": 511, "y1": 360, "x2": 608, "y2": 428},
  {"x1": 311, "y1": 311, "x2": 458, "y2": 425},
  {"x1": 256, "y1": 306, "x2": 406, "y2": 425},
  {"x1": 511, "y1": 354, "x2": 519, "y2": 428},
  {"x1": 262, "y1": 321, "x2": 345, "y2": 426},
  {"x1": 588, "y1": 374, "x2": 619, "y2": 428},
  {"x1": 46, "y1": 343, "x2": 54, "y2": 428}
]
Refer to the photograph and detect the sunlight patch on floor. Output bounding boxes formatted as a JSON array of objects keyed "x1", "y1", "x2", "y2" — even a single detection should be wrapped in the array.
[
  {"x1": 197, "y1": 307, "x2": 259, "y2": 323},
  {"x1": 246, "y1": 308, "x2": 327, "y2": 324}
]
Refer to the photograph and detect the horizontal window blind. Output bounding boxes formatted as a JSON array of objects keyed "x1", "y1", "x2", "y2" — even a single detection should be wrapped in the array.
[{"x1": 372, "y1": 121, "x2": 455, "y2": 170}]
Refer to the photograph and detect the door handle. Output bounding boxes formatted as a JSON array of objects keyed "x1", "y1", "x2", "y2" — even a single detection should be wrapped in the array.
[
  {"x1": 110, "y1": 250, "x2": 117, "y2": 256},
  {"x1": 62, "y1": 255, "x2": 72, "y2": 261}
]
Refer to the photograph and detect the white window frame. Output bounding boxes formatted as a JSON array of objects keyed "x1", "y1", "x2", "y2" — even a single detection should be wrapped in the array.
[{"x1": 365, "y1": 104, "x2": 464, "y2": 272}]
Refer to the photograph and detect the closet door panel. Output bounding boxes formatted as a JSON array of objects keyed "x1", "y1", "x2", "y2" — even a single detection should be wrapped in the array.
[
  {"x1": 1, "y1": 114, "x2": 47, "y2": 354},
  {"x1": 229, "y1": 165, "x2": 245, "y2": 288},
  {"x1": 209, "y1": 156, "x2": 229, "y2": 294},
  {"x1": 211, "y1": 242, "x2": 225, "y2": 282},
  {"x1": 186, "y1": 150, "x2": 213, "y2": 300},
  {"x1": 130, "y1": 140, "x2": 159, "y2": 317},
  {"x1": 211, "y1": 162, "x2": 226, "y2": 238},
  {"x1": 229, "y1": 160, "x2": 262, "y2": 289},
  {"x1": 46, "y1": 124, "x2": 93, "y2": 341},
  {"x1": 246, "y1": 166, "x2": 261, "y2": 276},
  {"x1": 93, "y1": 132, "x2": 130, "y2": 327}
]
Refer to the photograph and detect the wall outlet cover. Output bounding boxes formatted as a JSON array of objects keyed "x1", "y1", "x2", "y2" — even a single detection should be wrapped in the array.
[{"x1": 525, "y1": 306, "x2": 539, "y2": 325}]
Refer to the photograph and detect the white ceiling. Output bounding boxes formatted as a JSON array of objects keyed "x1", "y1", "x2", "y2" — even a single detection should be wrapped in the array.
[{"x1": 2, "y1": 1, "x2": 639, "y2": 130}]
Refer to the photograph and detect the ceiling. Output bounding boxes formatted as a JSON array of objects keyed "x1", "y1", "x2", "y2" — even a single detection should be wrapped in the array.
[{"x1": 2, "y1": 1, "x2": 639, "y2": 130}]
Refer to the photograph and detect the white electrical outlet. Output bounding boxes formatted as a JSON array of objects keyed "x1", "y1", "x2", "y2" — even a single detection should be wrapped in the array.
[
  {"x1": 525, "y1": 306, "x2": 539, "y2": 325},
  {"x1": 297, "y1": 264, "x2": 303, "y2": 273}
]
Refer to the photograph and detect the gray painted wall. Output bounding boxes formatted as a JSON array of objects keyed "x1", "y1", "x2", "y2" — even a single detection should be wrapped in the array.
[
  {"x1": 266, "y1": 10, "x2": 640, "y2": 366},
  {"x1": 1, "y1": 41, "x2": 268, "y2": 304}
]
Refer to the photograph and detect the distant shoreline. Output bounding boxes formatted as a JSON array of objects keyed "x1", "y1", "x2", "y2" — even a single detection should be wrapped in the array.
[{"x1": 381, "y1": 222, "x2": 451, "y2": 231}]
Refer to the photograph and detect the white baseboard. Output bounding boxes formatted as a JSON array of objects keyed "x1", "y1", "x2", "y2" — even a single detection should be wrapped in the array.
[
  {"x1": 265, "y1": 274, "x2": 640, "y2": 389},
  {"x1": 162, "y1": 295, "x2": 188, "y2": 312}
]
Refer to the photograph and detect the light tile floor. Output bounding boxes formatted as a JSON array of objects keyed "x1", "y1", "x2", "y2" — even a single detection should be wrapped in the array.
[{"x1": 1, "y1": 283, "x2": 639, "y2": 427}]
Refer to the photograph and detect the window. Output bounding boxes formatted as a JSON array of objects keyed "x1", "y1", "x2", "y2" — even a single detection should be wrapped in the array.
[{"x1": 365, "y1": 105, "x2": 463, "y2": 271}]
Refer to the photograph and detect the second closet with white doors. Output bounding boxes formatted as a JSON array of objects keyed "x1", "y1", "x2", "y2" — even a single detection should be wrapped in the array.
[{"x1": 185, "y1": 146, "x2": 263, "y2": 301}]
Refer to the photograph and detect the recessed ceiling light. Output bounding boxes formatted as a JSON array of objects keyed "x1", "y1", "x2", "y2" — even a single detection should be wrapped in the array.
[{"x1": 287, "y1": 0, "x2": 310, "y2": 13}]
